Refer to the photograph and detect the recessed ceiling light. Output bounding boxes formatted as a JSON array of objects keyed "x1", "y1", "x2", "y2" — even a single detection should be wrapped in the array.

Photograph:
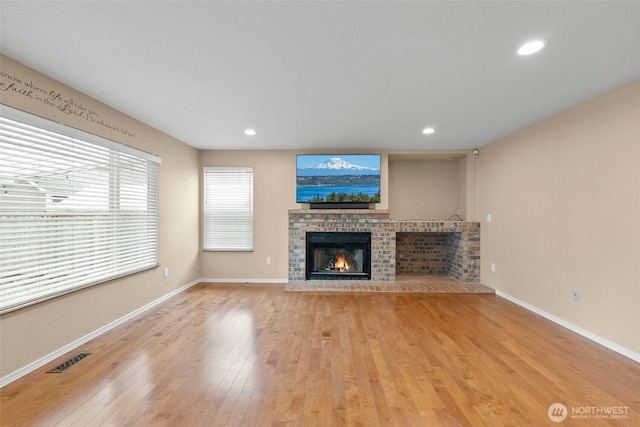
[
  {"x1": 422, "y1": 127, "x2": 435, "y2": 135},
  {"x1": 517, "y1": 40, "x2": 546, "y2": 56},
  {"x1": 244, "y1": 129, "x2": 256, "y2": 136}
]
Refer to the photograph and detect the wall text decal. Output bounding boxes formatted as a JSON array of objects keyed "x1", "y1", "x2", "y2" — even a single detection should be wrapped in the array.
[{"x1": 0, "y1": 70, "x2": 135, "y2": 138}]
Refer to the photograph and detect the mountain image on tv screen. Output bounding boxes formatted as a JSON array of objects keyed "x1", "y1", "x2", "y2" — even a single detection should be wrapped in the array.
[{"x1": 296, "y1": 154, "x2": 381, "y2": 203}]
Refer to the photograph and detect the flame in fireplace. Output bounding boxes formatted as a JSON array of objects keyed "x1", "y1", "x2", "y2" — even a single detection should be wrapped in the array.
[{"x1": 335, "y1": 254, "x2": 350, "y2": 272}]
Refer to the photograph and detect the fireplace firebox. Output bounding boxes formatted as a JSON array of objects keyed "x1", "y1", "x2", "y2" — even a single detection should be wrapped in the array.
[{"x1": 306, "y1": 232, "x2": 371, "y2": 280}]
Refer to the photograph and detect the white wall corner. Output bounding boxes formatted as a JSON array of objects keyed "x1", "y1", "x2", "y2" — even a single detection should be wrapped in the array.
[
  {"x1": 495, "y1": 290, "x2": 640, "y2": 364},
  {"x1": 0, "y1": 278, "x2": 201, "y2": 388}
]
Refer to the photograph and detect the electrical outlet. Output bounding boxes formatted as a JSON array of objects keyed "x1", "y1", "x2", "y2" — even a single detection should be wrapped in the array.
[
  {"x1": 163, "y1": 267, "x2": 169, "y2": 278},
  {"x1": 486, "y1": 213, "x2": 492, "y2": 222},
  {"x1": 266, "y1": 257, "x2": 272, "y2": 265},
  {"x1": 572, "y1": 289, "x2": 580, "y2": 302},
  {"x1": 490, "y1": 263, "x2": 496, "y2": 272}
]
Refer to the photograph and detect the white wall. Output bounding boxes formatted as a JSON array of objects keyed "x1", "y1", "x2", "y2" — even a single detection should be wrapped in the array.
[
  {"x1": 477, "y1": 79, "x2": 640, "y2": 354},
  {"x1": 389, "y1": 159, "x2": 461, "y2": 220},
  {"x1": 0, "y1": 55, "x2": 201, "y2": 379}
]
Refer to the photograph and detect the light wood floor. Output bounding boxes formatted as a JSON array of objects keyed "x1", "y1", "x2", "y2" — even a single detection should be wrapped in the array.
[{"x1": 1, "y1": 283, "x2": 638, "y2": 426}]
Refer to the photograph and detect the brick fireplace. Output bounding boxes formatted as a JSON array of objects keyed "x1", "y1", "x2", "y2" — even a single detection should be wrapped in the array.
[{"x1": 288, "y1": 209, "x2": 480, "y2": 282}]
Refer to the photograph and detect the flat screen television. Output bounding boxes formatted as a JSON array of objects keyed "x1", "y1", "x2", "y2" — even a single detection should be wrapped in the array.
[{"x1": 296, "y1": 154, "x2": 381, "y2": 203}]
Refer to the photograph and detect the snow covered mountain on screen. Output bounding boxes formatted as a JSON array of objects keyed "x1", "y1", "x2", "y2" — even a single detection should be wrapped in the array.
[{"x1": 306, "y1": 157, "x2": 377, "y2": 171}]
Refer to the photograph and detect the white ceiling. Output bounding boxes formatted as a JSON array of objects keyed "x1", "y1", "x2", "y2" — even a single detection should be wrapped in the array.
[{"x1": 1, "y1": 1, "x2": 639, "y2": 151}]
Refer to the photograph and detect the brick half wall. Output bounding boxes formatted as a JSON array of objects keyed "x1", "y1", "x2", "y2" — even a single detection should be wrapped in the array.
[{"x1": 288, "y1": 210, "x2": 480, "y2": 283}]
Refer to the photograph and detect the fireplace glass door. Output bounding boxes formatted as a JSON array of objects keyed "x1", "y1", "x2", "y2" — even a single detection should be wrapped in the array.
[{"x1": 306, "y1": 232, "x2": 371, "y2": 280}]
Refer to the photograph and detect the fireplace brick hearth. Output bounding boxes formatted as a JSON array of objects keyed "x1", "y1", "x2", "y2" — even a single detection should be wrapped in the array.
[{"x1": 288, "y1": 210, "x2": 480, "y2": 283}]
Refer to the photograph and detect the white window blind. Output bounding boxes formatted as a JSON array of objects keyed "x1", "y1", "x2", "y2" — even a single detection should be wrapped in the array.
[
  {"x1": 203, "y1": 167, "x2": 253, "y2": 251},
  {"x1": 0, "y1": 105, "x2": 160, "y2": 314}
]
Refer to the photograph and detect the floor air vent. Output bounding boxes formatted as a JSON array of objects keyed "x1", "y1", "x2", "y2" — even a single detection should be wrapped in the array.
[{"x1": 47, "y1": 353, "x2": 91, "y2": 373}]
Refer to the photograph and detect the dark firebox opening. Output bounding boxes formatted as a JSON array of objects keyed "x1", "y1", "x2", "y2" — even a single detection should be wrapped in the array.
[{"x1": 306, "y1": 232, "x2": 371, "y2": 280}]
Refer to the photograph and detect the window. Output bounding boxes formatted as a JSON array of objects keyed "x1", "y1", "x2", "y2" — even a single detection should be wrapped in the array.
[
  {"x1": 203, "y1": 167, "x2": 253, "y2": 251},
  {"x1": 0, "y1": 105, "x2": 160, "y2": 314}
]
